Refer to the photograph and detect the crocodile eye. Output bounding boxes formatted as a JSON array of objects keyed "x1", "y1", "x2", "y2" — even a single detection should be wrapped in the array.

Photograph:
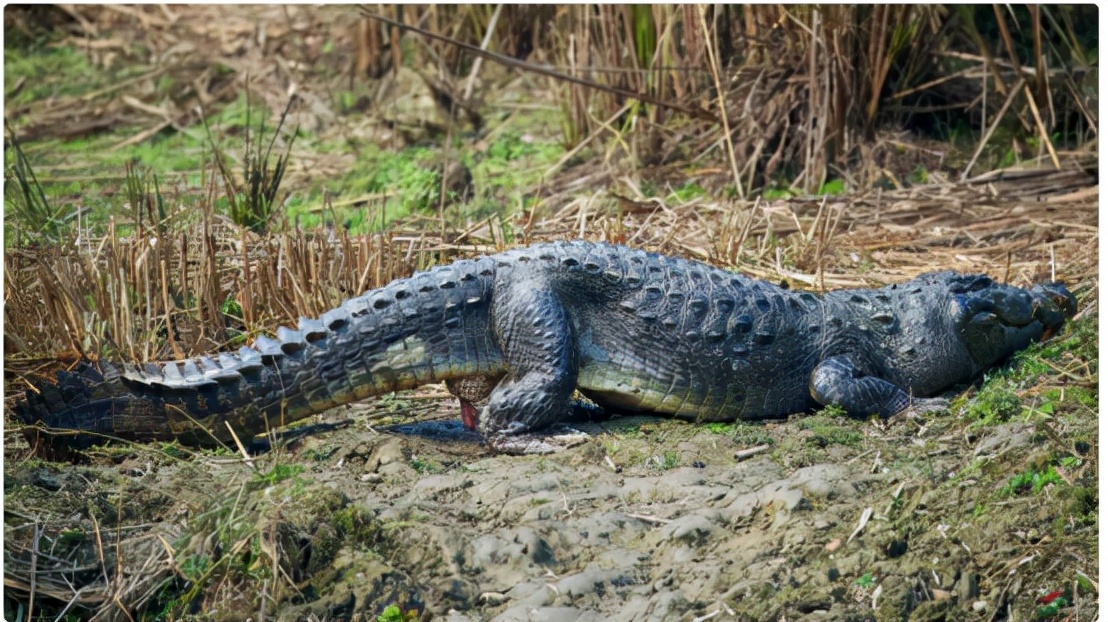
[{"x1": 970, "y1": 313, "x2": 998, "y2": 326}]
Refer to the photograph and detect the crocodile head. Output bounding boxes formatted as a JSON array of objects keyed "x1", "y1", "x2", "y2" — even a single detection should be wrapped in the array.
[
  {"x1": 948, "y1": 275, "x2": 1076, "y2": 369},
  {"x1": 869, "y1": 272, "x2": 1076, "y2": 399},
  {"x1": 875, "y1": 273, "x2": 1068, "y2": 395}
]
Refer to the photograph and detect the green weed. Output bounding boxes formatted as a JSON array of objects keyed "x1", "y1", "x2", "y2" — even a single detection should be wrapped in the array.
[
  {"x1": 961, "y1": 382, "x2": 1022, "y2": 425},
  {"x1": 797, "y1": 413, "x2": 862, "y2": 448},
  {"x1": 378, "y1": 604, "x2": 420, "y2": 622},
  {"x1": 1000, "y1": 466, "x2": 1063, "y2": 497},
  {"x1": 669, "y1": 182, "x2": 707, "y2": 202},
  {"x1": 647, "y1": 451, "x2": 680, "y2": 471},
  {"x1": 5, "y1": 123, "x2": 72, "y2": 244},
  {"x1": 818, "y1": 178, "x2": 845, "y2": 195},
  {"x1": 251, "y1": 463, "x2": 305, "y2": 487},
  {"x1": 203, "y1": 95, "x2": 296, "y2": 234},
  {"x1": 730, "y1": 424, "x2": 776, "y2": 447},
  {"x1": 410, "y1": 456, "x2": 444, "y2": 475},
  {"x1": 703, "y1": 422, "x2": 735, "y2": 435}
]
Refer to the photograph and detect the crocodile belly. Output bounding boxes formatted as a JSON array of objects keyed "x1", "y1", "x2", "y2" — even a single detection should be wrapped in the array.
[{"x1": 576, "y1": 362, "x2": 746, "y2": 422}]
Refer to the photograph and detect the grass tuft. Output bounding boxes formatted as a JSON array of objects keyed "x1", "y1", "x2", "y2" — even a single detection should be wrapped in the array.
[
  {"x1": 202, "y1": 94, "x2": 298, "y2": 234},
  {"x1": 4, "y1": 122, "x2": 72, "y2": 245}
]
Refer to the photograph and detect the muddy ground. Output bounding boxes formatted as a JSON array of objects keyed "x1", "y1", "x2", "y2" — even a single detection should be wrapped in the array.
[{"x1": 5, "y1": 347, "x2": 1098, "y2": 622}]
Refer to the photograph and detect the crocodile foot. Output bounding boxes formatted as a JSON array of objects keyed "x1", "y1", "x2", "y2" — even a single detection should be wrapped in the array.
[
  {"x1": 489, "y1": 424, "x2": 591, "y2": 455},
  {"x1": 904, "y1": 396, "x2": 950, "y2": 416}
]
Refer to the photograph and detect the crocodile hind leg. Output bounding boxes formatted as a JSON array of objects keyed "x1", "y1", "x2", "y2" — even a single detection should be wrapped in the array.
[
  {"x1": 479, "y1": 285, "x2": 578, "y2": 437},
  {"x1": 810, "y1": 355, "x2": 947, "y2": 418},
  {"x1": 445, "y1": 375, "x2": 499, "y2": 430}
]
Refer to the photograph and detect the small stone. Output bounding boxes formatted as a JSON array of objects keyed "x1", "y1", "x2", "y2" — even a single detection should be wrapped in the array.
[
  {"x1": 825, "y1": 538, "x2": 842, "y2": 552},
  {"x1": 973, "y1": 600, "x2": 988, "y2": 612},
  {"x1": 956, "y1": 571, "x2": 980, "y2": 600},
  {"x1": 479, "y1": 591, "x2": 509, "y2": 605}
]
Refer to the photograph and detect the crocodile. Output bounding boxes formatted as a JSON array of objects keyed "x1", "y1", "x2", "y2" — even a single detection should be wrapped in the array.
[{"x1": 14, "y1": 240, "x2": 1076, "y2": 452}]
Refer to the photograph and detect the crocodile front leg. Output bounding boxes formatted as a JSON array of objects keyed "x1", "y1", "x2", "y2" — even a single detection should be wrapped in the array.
[
  {"x1": 809, "y1": 355, "x2": 945, "y2": 418},
  {"x1": 480, "y1": 284, "x2": 578, "y2": 437}
]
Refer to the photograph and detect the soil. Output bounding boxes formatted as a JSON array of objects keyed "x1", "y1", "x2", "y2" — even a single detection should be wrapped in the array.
[
  {"x1": 5, "y1": 374, "x2": 1098, "y2": 621},
  {"x1": 2, "y1": 6, "x2": 1097, "y2": 622}
]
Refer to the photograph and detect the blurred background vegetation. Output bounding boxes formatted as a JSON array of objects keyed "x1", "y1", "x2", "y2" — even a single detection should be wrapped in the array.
[{"x1": 5, "y1": 4, "x2": 1097, "y2": 239}]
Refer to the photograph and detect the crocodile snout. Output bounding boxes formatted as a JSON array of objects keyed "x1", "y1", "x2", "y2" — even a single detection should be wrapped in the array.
[
  {"x1": 964, "y1": 281, "x2": 1076, "y2": 332},
  {"x1": 1030, "y1": 282, "x2": 1077, "y2": 337},
  {"x1": 955, "y1": 278, "x2": 1076, "y2": 369}
]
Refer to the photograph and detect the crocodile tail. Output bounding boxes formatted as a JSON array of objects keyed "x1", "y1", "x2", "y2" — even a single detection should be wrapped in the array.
[{"x1": 16, "y1": 257, "x2": 506, "y2": 450}]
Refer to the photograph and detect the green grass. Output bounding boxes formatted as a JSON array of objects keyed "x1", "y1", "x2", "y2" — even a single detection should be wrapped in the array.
[
  {"x1": 647, "y1": 451, "x2": 681, "y2": 471},
  {"x1": 955, "y1": 312, "x2": 1097, "y2": 427},
  {"x1": 378, "y1": 604, "x2": 420, "y2": 622},
  {"x1": 4, "y1": 46, "x2": 113, "y2": 106},
  {"x1": 6, "y1": 32, "x2": 571, "y2": 241},
  {"x1": 251, "y1": 463, "x2": 305, "y2": 487},
  {"x1": 959, "y1": 381, "x2": 1023, "y2": 425},
  {"x1": 796, "y1": 408, "x2": 862, "y2": 448},
  {"x1": 1000, "y1": 465, "x2": 1064, "y2": 497},
  {"x1": 5, "y1": 30, "x2": 574, "y2": 240},
  {"x1": 410, "y1": 456, "x2": 444, "y2": 475}
]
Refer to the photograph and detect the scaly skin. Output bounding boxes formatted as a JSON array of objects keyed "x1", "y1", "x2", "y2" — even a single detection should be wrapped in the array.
[{"x1": 15, "y1": 241, "x2": 1076, "y2": 451}]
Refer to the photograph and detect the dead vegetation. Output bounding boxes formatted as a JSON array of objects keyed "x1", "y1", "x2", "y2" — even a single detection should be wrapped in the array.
[
  {"x1": 2, "y1": 4, "x2": 1099, "y2": 621},
  {"x1": 3, "y1": 160, "x2": 1096, "y2": 381}
]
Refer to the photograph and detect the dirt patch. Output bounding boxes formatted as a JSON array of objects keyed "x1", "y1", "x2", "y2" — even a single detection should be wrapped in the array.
[{"x1": 5, "y1": 341, "x2": 1097, "y2": 621}]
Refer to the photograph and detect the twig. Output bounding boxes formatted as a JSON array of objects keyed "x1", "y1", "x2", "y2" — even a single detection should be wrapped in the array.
[
  {"x1": 734, "y1": 444, "x2": 770, "y2": 462},
  {"x1": 847, "y1": 506, "x2": 874, "y2": 543},
  {"x1": 225, "y1": 422, "x2": 256, "y2": 469},
  {"x1": 463, "y1": 4, "x2": 502, "y2": 101},
  {"x1": 961, "y1": 78, "x2": 1025, "y2": 181},
  {"x1": 1021, "y1": 84, "x2": 1061, "y2": 169},
  {"x1": 692, "y1": 609, "x2": 721, "y2": 622},
  {"x1": 360, "y1": 9, "x2": 717, "y2": 122},
  {"x1": 28, "y1": 519, "x2": 40, "y2": 622},
  {"x1": 624, "y1": 512, "x2": 672, "y2": 525},
  {"x1": 543, "y1": 103, "x2": 631, "y2": 180},
  {"x1": 698, "y1": 6, "x2": 743, "y2": 197}
]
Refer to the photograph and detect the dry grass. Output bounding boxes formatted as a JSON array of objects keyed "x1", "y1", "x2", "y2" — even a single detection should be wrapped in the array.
[
  {"x1": 2, "y1": 6, "x2": 1098, "y2": 620},
  {"x1": 4, "y1": 159, "x2": 1096, "y2": 380},
  {"x1": 374, "y1": 4, "x2": 1094, "y2": 193},
  {"x1": 8, "y1": 5, "x2": 1095, "y2": 196}
]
